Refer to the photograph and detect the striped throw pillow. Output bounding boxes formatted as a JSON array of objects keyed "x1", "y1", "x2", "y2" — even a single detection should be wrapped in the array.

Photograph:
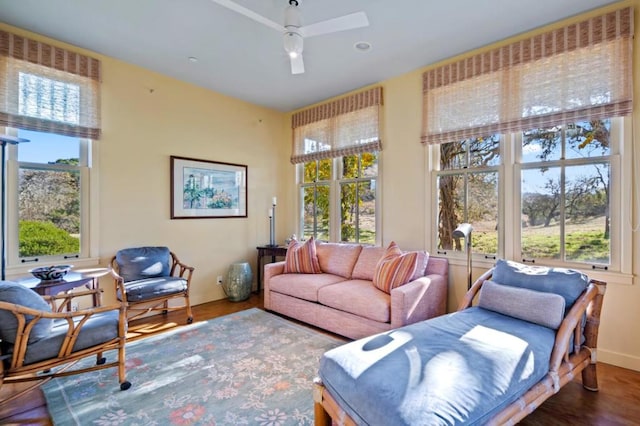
[
  {"x1": 372, "y1": 241, "x2": 419, "y2": 293},
  {"x1": 284, "y1": 237, "x2": 322, "y2": 274}
]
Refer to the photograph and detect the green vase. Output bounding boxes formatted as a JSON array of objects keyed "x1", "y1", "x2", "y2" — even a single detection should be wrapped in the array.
[{"x1": 224, "y1": 262, "x2": 253, "y2": 302}]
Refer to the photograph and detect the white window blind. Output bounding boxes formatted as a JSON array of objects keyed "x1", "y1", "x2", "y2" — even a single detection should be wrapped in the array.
[
  {"x1": 421, "y1": 7, "x2": 633, "y2": 145},
  {"x1": 291, "y1": 87, "x2": 382, "y2": 164},
  {"x1": 0, "y1": 30, "x2": 101, "y2": 139}
]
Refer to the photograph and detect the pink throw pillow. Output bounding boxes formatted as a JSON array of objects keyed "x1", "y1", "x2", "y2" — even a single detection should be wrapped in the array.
[
  {"x1": 284, "y1": 237, "x2": 322, "y2": 274},
  {"x1": 372, "y1": 241, "x2": 419, "y2": 293}
]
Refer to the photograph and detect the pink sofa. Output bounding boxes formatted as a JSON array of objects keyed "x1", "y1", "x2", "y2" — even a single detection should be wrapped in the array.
[{"x1": 263, "y1": 242, "x2": 449, "y2": 340}]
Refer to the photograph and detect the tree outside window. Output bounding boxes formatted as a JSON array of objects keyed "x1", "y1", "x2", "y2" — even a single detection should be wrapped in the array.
[
  {"x1": 435, "y1": 119, "x2": 616, "y2": 269},
  {"x1": 520, "y1": 120, "x2": 611, "y2": 265},
  {"x1": 15, "y1": 130, "x2": 84, "y2": 259},
  {"x1": 300, "y1": 152, "x2": 378, "y2": 244}
]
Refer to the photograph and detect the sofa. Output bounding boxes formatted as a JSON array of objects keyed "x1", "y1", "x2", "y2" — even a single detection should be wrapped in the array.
[{"x1": 263, "y1": 240, "x2": 448, "y2": 340}]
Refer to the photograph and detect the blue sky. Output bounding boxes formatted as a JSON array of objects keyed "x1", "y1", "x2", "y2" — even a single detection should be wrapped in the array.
[{"x1": 17, "y1": 129, "x2": 78, "y2": 163}]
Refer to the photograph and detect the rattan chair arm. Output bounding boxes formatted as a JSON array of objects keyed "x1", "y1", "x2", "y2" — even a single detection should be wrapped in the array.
[
  {"x1": 548, "y1": 283, "x2": 599, "y2": 372},
  {"x1": 0, "y1": 300, "x2": 123, "y2": 319},
  {"x1": 170, "y1": 251, "x2": 195, "y2": 281},
  {"x1": 457, "y1": 268, "x2": 493, "y2": 311}
]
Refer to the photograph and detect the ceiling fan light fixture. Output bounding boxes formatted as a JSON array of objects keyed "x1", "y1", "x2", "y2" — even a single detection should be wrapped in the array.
[{"x1": 283, "y1": 31, "x2": 303, "y2": 56}]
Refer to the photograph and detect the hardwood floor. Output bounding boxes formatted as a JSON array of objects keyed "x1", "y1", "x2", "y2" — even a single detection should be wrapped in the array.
[{"x1": 2, "y1": 294, "x2": 639, "y2": 425}]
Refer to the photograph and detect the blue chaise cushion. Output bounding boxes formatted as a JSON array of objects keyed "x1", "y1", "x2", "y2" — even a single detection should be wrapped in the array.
[
  {"x1": 319, "y1": 307, "x2": 556, "y2": 425},
  {"x1": 0, "y1": 281, "x2": 53, "y2": 343},
  {"x1": 491, "y1": 259, "x2": 589, "y2": 311},
  {"x1": 116, "y1": 246, "x2": 171, "y2": 282}
]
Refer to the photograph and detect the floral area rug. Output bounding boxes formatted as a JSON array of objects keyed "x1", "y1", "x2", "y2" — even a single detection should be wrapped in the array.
[{"x1": 42, "y1": 308, "x2": 345, "y2": 425}]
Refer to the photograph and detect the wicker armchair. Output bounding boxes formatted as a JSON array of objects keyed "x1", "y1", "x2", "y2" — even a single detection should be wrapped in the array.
[
  {"x1": 0, "y1": 281, "x2": 130, "y2": 406},
  {"x1": 110, "y1": 246, "x2": 194, "y2": 324}
]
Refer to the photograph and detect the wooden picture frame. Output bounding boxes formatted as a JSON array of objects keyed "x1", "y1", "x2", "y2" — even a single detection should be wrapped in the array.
[{"x1": 170, "y1": 155, "x2": 247, "y2": 219}]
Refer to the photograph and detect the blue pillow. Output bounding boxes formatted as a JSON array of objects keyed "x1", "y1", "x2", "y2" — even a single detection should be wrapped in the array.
[
  {"x1": 492, "y1": 259, "x2": 589, "y2": 311},
  {"x1": 116, "y1": 246, "x2": 171, "y2": 282},
  {"x1": 0, "y1": 281, "x2": 53, "y2": 343}
]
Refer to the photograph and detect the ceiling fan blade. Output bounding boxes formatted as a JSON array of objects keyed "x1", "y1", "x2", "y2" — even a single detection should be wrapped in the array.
[
  {"x1": 300, "y1": 11, "x2": 369, "y2": 38},
  {"x1": 290, "y1": 54, "x2": 305, "y2": 74},
  {"x1": 210, "y1": 0, "x2": 284, "y2": 32}
]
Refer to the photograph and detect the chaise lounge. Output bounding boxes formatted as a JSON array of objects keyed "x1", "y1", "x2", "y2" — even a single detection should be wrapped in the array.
[{"x1": 313, "y1": 259, "x2": 606, "y2": 425}]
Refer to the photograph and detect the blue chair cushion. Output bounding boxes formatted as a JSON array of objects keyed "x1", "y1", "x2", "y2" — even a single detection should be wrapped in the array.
[
  {"x1": 116, "y1": 246, "x2": 171, "y2": 282},
  {"x1": 492, "y1": 259, "x2": 589, "y2": 311},
  {"x1": 16, "y1": 310, "x2": 120, "y2": 365},
  {"x1": 0, "y1": 281, "x2": 53, "y2": 343},
  {"x1": 118, "y1": 277, "x2": 188, "y2": 303}
]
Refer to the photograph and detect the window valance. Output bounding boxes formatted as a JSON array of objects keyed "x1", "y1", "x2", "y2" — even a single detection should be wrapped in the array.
[
  {"x1": 0, "y1": 30, "x2": 102, "y2": 139},
  {"x1": 421, "y1": 7, "x2": 633, "y2": 145},
  {"x1": 291, "y1": 86, "x2": 382, "y2": 164}
]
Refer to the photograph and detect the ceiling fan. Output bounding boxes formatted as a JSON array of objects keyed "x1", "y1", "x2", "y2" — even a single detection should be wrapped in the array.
[{"x1": 210, "y1": 0, "x2": 369, "y2": 74}]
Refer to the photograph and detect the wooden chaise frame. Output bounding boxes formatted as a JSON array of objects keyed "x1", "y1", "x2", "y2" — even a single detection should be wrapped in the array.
[
  {"x1": 313, "y1": 268, "x2": 607, "y2": 425},
  {"x1": 0, "y1": 288, "x2": 129, "y2": 406},
  {"x1": 109, "y1": 251, "x2": 194, "y2": 323}
]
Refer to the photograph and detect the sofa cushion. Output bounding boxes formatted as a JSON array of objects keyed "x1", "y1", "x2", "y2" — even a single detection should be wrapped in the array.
[
  {"x1": 315, "y1": 242, "x2": 363, "y2": 279},
  {"x1": 352, "y1": 246, "x2": 429, "y2": 282},
  {"x1": 284, "y1": 237, "x2": 321, "y2": 274},
  {"x1": 372, "y1": 242, "x2": 419, "y2": 294},
  {"x1": 492, "y1": 259, "x2": 589, "y2": 311},
  {"x1": 318, "y1": 280, "x2": 390, "y2": 323},
  {"x1": 478, "y1": 280, "x2": 566, "y2": 329},
  {"x1": 116, "y1": 246, "x2": 171, "y2": 282},
  {"x1": 0, "y1": 281, "x2": 53, "y2": 344},
  {"x1": 269, "y1": 273, "x2": 345, "y2": 303},
  {"x1": 352, "y1": 246, "x2": 386, "y2": 281},
  {"x1": 410, "y1": 250, "x2": 430, "y2": 281}
]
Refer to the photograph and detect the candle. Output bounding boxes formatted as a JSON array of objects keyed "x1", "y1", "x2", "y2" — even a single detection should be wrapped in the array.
[
  {"x1": 272, "y1": 196, "x2": 277, "y2": 206},
  {"x1": 269, "y1": 208, "x2": 273, "y2": 218}
]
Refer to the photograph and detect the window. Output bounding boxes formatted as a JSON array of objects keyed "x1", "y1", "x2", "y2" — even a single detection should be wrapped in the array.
[
  {"x1": 0, "y1": 30, "x2": 101, "y2": 271},
  {"x1": 9, "y1": 129, "x2": 89, "y2": 262},
  {"x1": 300, "y1": 152, "x2": 378, "y2": 243},
  {"x1": 301, "y1": 159, "x2": 331, "y2": 241},
  {"x1": 432, "y1": 118, "x2": 627, "y2": 272},
  {"x1": 292, "y1": 87, "x2": 382, "y2": 244},
  {"x1": 519, "y1": 120, "x2": 614, "y2": 266},
  {"x1": 436, "y1": 136, "x2": 500, "y2": 256}
]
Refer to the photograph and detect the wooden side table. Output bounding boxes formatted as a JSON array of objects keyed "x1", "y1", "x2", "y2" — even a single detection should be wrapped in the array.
[
  {"x1": 256, "y1": 245, "x2": 288, "y2": 293},
  {"x1": 16, "y1": 268, "x2": 110, "y2": 309}
]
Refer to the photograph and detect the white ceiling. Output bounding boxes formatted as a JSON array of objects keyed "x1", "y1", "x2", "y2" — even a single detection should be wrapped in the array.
[{"x1": 0, "y1": 0, "x2": 621, "y2": 112}]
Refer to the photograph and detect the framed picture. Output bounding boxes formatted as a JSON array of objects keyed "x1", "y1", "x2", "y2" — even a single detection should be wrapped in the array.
[{"x1": 170, "y1": 156, "x2": 247, "y2": 219}]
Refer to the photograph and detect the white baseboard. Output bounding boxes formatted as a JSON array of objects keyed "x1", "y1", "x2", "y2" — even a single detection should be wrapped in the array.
[{"x1": 598, "y1": 349, "x2": 640, "y2": 372}]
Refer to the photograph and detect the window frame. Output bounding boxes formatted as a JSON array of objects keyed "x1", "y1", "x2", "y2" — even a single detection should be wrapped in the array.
[
  {"x1": 297, "y1": 153, "x2": 381, "y2": 245},
  {"x1": 428, "y1": 117, "x2": 633, "y2": 284},
  {"x1": 3, "y1": 127, "x2": 99, "y2": 274}
]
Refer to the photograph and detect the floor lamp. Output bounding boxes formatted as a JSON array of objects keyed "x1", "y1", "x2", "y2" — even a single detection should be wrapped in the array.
[
  {"x1": 0, "y1": 134, "x2": 29, "y2": 280},
  {"x1": 453, "y1": 223, "x2": 473, "y2": 290}
]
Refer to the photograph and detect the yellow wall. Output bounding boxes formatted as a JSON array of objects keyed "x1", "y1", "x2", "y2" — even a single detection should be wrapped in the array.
[
  {"x1": 3, "y1": 0, "x2": 640, "y2": 371},
  {"x1": 98, "y1": 59, "x2": 288, "y2": 305}
]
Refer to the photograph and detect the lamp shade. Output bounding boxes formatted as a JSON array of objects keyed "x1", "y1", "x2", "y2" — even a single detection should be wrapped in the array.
[
  {"x1": 453, "y1": 223, "x2": 473, "y2": 239},
  {"x1": 283, "y1": 31, "x2": 303, "y2": 57}
]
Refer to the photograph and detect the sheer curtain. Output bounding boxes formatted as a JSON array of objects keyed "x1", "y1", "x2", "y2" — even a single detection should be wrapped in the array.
[
  {"x1": 421, "y1": 7, "x2": 633, "y2": 145},
  {"x1": 291, "y1": 86, "x2": 382, "y2": 163}
]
